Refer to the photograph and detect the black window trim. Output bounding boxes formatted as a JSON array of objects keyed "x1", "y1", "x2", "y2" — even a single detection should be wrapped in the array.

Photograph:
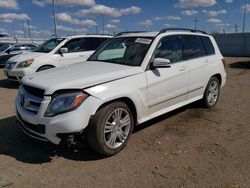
[
  {"x1": 200, "y1": 36, "x2": 215, "y2": 56},
  {"x1": 146, "y1": 34, "x2": 216, "y2": 71}
]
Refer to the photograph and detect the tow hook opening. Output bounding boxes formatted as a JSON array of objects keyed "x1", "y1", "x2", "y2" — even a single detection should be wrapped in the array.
[{"x1": 57, "y1": 133, "x2": 85, "y2": 147}]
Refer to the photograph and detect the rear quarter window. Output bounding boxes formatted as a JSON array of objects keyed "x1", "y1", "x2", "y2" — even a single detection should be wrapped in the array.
[
  {"x1": 182, "y1": 35, "x2": 206, "y2": 60},
  {"x1": 201, "y1": 36, "x2": 215, "y2": 55}
]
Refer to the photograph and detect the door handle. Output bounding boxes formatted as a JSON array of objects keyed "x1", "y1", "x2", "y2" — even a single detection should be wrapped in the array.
[
  {"x1": 204, "y1": 59, "x2": 209, "y2": 63},
  {"x1": 179, "y1": 66, "x2": 186, "y2": 71}
]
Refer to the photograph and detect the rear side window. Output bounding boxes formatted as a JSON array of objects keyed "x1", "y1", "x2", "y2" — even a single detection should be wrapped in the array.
[
  {"x1": 182, "y1": 35, "x2": 206, "y2": 60},
  {"x1": 83, "y1": 38, "x2": 105, "y2": 51},
  {"x1": 201, "y1": 36, "x2": 215, "y2": 55}
]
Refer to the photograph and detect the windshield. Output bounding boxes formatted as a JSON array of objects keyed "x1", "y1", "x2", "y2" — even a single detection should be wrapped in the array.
[
  {"x1": 34, "y1": 38, "x2": 64, "y2": 53},
  {"x1": 0, "y1": 44, "x2": 11, "y2": 52},
  {"x1": 88, "y1": 37, "x2": 153, "y2": 66}
]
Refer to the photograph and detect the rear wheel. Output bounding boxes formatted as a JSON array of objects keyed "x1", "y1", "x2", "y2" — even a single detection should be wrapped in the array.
[
  {"x1": 87, "y1": 102, "x2": 134, "y2": 156},
  {"x1": 202, "y1": 77, "x2": 220, "y2": 108},
  {"x1": 36, "y1": 65, "x2": 54, "y2": 72}
]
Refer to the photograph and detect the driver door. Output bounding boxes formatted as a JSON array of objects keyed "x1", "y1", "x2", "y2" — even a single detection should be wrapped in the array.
[
  {"x1": 59, "y1": 38, "x2": 86, "y2": 66},
  {"x1": 146, "y1": 35, "x2": 189, "y2": 114}
]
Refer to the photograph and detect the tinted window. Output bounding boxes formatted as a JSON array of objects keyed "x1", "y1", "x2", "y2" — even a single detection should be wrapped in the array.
[
  {"x1": 34, "y1": 38, "x2": 64, "y2": 53},
  {"x1": 201, "y1": 36, "x2": 215, "y2": 55},
  {"x1": 26, "y1": 44, "x2": 37, "y2": 50},
  {"x1": 64, "y1": 39, "x2": 83, "y2": 53},
  {"x1": 154, "y1": 35, "x2": 182, "y2": 63},
  {"x1": 83, "y1": 38, "x2": 104, "y2": 51},
  {"x1": 182, "y1": 35, "x2": 206, "y2": 60}
]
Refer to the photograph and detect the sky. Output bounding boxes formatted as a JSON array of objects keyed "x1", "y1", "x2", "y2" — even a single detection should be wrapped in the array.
[{"x1": 0, "y1": 0, "x2": 249, "y2": 38}]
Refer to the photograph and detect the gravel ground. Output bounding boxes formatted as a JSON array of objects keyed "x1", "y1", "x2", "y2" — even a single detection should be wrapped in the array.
[{"x1": 0, "y1": 57, "x2": 249, "y2": 188}]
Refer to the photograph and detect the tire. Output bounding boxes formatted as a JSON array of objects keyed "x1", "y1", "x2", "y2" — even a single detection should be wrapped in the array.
[
  {"x1": 36, "y1": 65, "x2": 54, "y2": 72},
  {"x1": 87, "y1": 102, "x2": 134, "y2": 156},
  {"x1": 202, "y1": 77, "x2": 220, "y2": 108}
]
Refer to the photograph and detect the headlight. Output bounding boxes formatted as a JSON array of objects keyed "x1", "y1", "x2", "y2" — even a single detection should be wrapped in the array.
[
  {"x1": 16, "y1": 59, "x2": 34, "y2": 68},
  {"x1": 45, "y1": 91, "x2": 88, "y2": 117}
]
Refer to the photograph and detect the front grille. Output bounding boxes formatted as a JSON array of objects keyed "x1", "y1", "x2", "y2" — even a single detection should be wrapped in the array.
[
  {"x1": 17, "y1": 112, "x2": 45, "y2": 134},
  {"x1": 23, "y1": 85, "x2": 45, "y2": 98},
  {"x1": 19, "y1": 85, "x2": 45, "y2": 114},
  {"x1": 5, "y1": 61, "x2": 16, "y2": 70},
  {"x1": 7, "y1": 75, "x2": 18, "y2": 80}
]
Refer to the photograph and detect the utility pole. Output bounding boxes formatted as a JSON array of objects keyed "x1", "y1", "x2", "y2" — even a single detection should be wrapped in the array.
[
  {"x1": 102, "y1": 15, "x2": 105, "y2": 34},
  {"x1": 52, "y1": 0, "x2": 57, "y2": 37},
  {"x1": 95, "y1": 26, "x2": 98, "y2": 34},
  {"x1": 242, "y1": 0, "x2": 247, "y2": 33},
  {"x1": 194, "y1": 16, "x2": 198, "y2": 30},
  {"x1": 23, "y1": 23, "x2": 26, "y2": 38},
  {"x1": 235, "y1": 24, "x2": 238, "y2": 33},
  {"x1": 27, "y1": 19, "x2": 33, "y2": 43}
]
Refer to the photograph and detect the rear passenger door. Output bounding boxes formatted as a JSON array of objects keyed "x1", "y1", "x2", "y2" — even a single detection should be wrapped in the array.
[
  {"x1": 146, "y1": 35, "x2": 189, "y2": 113},
  {"x1": 182, "y1": 35, "x2": 213, "y2": 99}
]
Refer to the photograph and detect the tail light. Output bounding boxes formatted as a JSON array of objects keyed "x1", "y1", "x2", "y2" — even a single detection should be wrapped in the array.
[{"x1": 221, "y1": 58, "x2": 226, "y2": 68}]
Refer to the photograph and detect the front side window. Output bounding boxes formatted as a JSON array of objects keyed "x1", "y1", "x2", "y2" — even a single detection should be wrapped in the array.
[
  {"x1": 34, "y1": 38, "x2": 65, "y2": 53},
  {"x1": 63, "y1": 39, "x2": 83, "y2": 53},
  {"x1": 182, "y1": 35, "x2": 206, "y2": 60},
  {"x1": 89, "y1": 37, "x2": 153, "y2": 66},
  {"x1": 154, "y1": 35, "x2": 182, "y2": 63}
]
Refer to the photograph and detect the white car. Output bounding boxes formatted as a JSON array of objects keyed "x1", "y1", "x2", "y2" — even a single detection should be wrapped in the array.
[
  {"x1": 4, "y1": 35, "x2": 111, "y2": 81},
  {"x1": 16, "y1": 29, "x2": 226, "y2": 156}
]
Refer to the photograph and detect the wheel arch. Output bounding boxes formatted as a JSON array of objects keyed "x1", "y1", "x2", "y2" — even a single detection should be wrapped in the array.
[
  {"x1": 36, "y1": 64, "x2": 55, "y2": 72},
  {"x1": 96, "y1": 97, "x2": 138, "y2": 125},
  {"x1": 212, "y1": 73, "x2": 222, "y2": 85}
]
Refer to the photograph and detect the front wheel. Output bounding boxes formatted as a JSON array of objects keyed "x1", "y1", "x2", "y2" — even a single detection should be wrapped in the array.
[
  {"x1": 87, "y1": 102, "x2": 134, "y2": 156},
  {"x1": 202, "y1": 77, "x2": 220, "y2": 108}
]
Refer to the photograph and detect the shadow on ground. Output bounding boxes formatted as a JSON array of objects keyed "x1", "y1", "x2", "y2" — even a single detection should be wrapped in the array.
[
  {"x1": 0, "y1": 102, "x2": 203, "y2": 164},
  {"x1": 0, "y1": 79, "x2": 19, "y2": 89},
  {"x1": 0, "y1": 116, "x2": 105, "y2": 164},
  {"x1": 229, "y1": 61, "x2": 250, "y2": 69}
]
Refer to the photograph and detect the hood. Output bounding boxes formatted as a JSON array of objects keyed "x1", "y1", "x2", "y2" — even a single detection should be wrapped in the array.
[
  {"x1": 8, "y1": 51, "x2": 45, "y2": 62},
  {"x1": 22, "y1": 61, "x2": 144, "y2": 95}
]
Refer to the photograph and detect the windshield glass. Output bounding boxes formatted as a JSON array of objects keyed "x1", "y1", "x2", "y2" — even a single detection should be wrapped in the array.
[
  {"x1": 0, "y1": 44, "x2": 11, "y2": 52},
  {"x1": 88, "y1": 37, "x2": 153, "y2": 66},
  {"x1": 34, "y1": 38, "x2": 64, "y2": 53}
]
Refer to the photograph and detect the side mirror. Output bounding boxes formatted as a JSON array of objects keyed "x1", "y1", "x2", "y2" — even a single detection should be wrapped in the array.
[
  {"x1": 59, "y1": 47, "x2": 68, "y2": 54},
  {"x1": 6, "y1": 49, "x2": 10, "y2": 54},
  {"x1": 151, "y1": 58, "x2": 171, "y2": 69}
]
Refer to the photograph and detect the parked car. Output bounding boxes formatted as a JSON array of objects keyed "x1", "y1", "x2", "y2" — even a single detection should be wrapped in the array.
[
  {"x1": 0, "y1": 43, "x2": 12, "y2": 52},
  {"x1": 4, "y1": 35, "x2": 112, "y2": 80},
  {"x1": 0, "y1": 43, "x2": 38, "y2": 67},
  {"x1": 0, "y1": 34, "x2": 9, "y2": 38},
  {"x1": 16, "y1": 28, "x2": 226, "y2": 156},
  {"x1": 0, "y1": 43, "x2": 13, "y2": 49}
]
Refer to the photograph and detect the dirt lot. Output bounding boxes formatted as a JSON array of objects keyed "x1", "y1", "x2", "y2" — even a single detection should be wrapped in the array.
[{"x1": 0, "y1": 57, "x2": 249, "y2": 188}]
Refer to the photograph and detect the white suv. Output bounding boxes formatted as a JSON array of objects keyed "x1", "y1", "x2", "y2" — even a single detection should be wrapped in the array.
[
  {"x1": 16, "y1": 29, "x2": 226, "y2": 156},
  {"x1": 4, "y1": 35, "x2": 111, "y2": 81}
]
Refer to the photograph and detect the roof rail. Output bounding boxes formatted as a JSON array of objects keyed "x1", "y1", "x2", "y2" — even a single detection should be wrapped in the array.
[
  {"x1": 115, "y1": 31, "x2": 147, "y2": 37},
  {"x1": 159, "y1": 28, "x2": 207, "y2": 35}
]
